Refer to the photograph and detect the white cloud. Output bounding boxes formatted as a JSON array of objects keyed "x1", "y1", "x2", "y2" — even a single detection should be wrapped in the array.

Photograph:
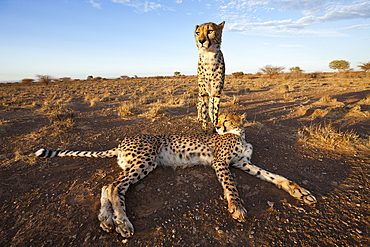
[
  {"x1": 218, "y1": 0, "x2": 370, "y2": 37},
  {"x1": 226, "y1": 19, "x2": 348, "y2": 37},
  {"x1": 341, "y1": 23, "x2": 370, "y2": 30},
  {"x1": 279, "y1": 44, "x2": 305, "y2": 48},
  {"x1": 87, "y1": 0, "x2": 101, "y2": 9},
  {"x1": 111, "y1": 0, "x2": 174, "y2": 12}
]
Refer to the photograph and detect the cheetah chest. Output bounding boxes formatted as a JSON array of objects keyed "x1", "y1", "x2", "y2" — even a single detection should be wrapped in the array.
[{"x1": 198, "y1": 52, "x2": 224, "y2": 97}]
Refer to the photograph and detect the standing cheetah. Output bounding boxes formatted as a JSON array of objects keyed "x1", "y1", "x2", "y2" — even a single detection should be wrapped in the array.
[
  {"x1": 195, "y1": 21, "x2": 225, "y2": 131},
  {"x1": 35, "y1": 112, "x2": 316, "y2": 238}
]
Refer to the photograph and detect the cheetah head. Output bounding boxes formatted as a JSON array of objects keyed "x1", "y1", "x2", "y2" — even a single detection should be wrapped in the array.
[
  {"x1": 195, "y1": 21, "x2": 225, "y2": 53},
  {"x1": 215, "y1": 112, "x2": 246, "y2": 136}
]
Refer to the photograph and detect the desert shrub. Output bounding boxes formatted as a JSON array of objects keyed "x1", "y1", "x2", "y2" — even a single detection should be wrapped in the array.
[
  {"x1": 329, "y1": 60, "x2": 350, "y2": 73},
  {"x1": 238, "y1": 88, "x2": 250, "y2": 94},
  {"x1": 358, "y1": 61, "x2": 370, "y2": 73},
  {"x1": 59, "y1": 77, "x2": 71, "y2": 83},
  {"x1": 36, "y1": 75, "x2": 54, "y2": 85},
  {"x1": 260, "y1": 65, "x2": 285, "y2": 78},
  {"x1": 21, "y1": 78, "x2": 34, "y2": 84},
  {"x1": 232, "y1": 71, "x2": 244, "y2": 78},
  {"x1": 306, "y1": 71, "x2": 324, "y2": 79},
  {"x1": 287, "y1": 66, "x2": 304, "y2": 79},
  {"x1": 93, "y1": 76, "x2": 102, "y2": 81}
]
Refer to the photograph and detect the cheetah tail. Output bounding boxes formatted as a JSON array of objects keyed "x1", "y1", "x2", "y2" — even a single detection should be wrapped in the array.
[{"x1": 34, "y1": 148, "x2": 118, "y2": 158}]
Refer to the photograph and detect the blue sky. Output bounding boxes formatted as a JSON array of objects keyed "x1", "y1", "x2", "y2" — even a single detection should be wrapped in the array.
[{"x1": 0, "y1": 0, "x2": 369, "y2": 82}]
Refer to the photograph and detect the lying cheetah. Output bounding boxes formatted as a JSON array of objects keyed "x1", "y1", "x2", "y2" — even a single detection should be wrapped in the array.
[
  {"x1": 35, "y1": 112, "x2": 316, "y2": 238},
  {"x1": 195, "y1": 21, "x2": 225, "y2": 131}
]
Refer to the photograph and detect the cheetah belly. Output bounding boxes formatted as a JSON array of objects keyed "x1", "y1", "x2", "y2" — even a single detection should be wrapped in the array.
[{"x1": 155, "y1": 147, "x2": 213, "y2": 169}]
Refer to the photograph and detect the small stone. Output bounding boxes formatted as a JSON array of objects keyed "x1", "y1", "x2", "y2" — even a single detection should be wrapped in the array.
[
  {"x1": 84, "y1": 232, "x2": 91, "y2": 242},
  {"x1": 135, "y1": 183, "x2": 145, "y2": 191}
]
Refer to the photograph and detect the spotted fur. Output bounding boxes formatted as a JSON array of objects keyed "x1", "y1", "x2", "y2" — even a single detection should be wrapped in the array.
[
  {"x1": 35, "y1": 112, "x2": 316, "y2": 238},
  {"x1": 195, "y1": 21, "x2": 225, "y2": 131}
]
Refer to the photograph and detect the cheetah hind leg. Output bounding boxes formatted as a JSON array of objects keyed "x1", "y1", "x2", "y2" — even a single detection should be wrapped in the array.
[
  {"x1": 233, "y1": 160, "x2": 317, "y2": 205},
  {"x1": 98, "y1": 185, "x2": 114, "y2": 232},
  {"x1": 98, "y1": 184, "x2": 134, "y2": 237}
]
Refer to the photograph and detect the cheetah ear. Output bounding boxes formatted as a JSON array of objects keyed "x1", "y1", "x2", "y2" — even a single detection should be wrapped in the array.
[
  {"x1": 195, "y1": 25, "x2": 199, "y2": 30},
  {"x1": 218, "y1": 21, "x2": 225, "y2": 30}
]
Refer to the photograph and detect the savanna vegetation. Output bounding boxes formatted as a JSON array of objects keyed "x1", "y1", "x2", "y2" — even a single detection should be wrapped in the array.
[{"x1": 1, "y1": 70, "x2": 369, "y2": 246}]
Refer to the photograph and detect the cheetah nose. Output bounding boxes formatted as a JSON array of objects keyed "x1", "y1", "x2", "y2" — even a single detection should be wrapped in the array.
[{"x1": 199, "y1": 38, "x2": 206, "y2": 44}]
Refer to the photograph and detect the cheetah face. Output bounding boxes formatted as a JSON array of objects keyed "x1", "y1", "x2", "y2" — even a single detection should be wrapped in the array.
[
  {"x1": 195, "y1": 21, "x2": 225, "y2": 53},
  {"x1": 215, "y1": 112, "x2": 246, "y2": 136}
]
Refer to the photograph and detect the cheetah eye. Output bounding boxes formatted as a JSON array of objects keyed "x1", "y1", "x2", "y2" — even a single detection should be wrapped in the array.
[
  {"x1": 207, "y1": 30, "x2": 214, "y2": 34},
  {"x1": 195, "y1": 32, "x2": 200, "y2": 35}
]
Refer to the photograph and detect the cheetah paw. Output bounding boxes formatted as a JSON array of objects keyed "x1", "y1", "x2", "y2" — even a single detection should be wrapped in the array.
[
  {"x1": 280, "y1": 181, "x2": 317, "y2": 205},
  {"x1": 98, "y1": 212, "x2": 114, "y2": 232},
  {"x1": 290, "y1": 186, "x2": 317, "y2": 205},
  {"x1": 114, "y1": 216, "x2": 134, "y2": 238},
  {"x1": 228, "y1": 201, "x2": 247, "y2": 222},
  {"x1": 98, "y1": 186, "x2": 114, "y2": 232},
  {"x1": 301, "y1": 191, "x2": 317, "y2": 205}
]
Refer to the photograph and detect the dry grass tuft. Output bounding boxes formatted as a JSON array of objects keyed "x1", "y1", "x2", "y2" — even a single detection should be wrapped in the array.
[
  {"x1": 230, "y1": 95, "x2": 240, "y2": 105},
  {"x1": 27, "y1": 118, "x2": 76, "y2": 140},
  {"x1": 312, "y1": 95, "x2": 343, "y2": 107},
  {"x1": 318, "y1": 95, "x2": 337, "y2": 103},
  {"x1": 298, "y1": 122, "x2": 368, "y2": 151},
  {"x1": 14, "y1": 150, "x2": 37, "y2": 165},
  {"x1": 118, "y1": 101, "x2": 138, "y2": 116},
  {"x1": 85, "y1": 94, "x2": 100, "y2": 106},
  {"x1": 358, "y1": 95, "x2": 370, "y2": 105},
  {"x1": 146, "y1": 104, "x2": 164, "y2": 118}
]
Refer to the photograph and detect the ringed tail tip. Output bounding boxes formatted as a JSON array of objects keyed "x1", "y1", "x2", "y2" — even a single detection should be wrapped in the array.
[{"x1": 35, "y1": 148, "x2": 46, "y2": 157}]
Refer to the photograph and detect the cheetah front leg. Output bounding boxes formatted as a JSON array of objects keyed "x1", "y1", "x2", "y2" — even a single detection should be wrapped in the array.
[
  {"x1": 208, "y1": 96, "x2": 221, "y2": 132},
  {"x1": 197, "y1": 92, "x2": 209, "y2": 131},
  {"x1": 233, "y1": 159, "x2": 317, "y2": 204},
  {"x1": 212, "y1": 159, "x2": 247, "y2": 222}
]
